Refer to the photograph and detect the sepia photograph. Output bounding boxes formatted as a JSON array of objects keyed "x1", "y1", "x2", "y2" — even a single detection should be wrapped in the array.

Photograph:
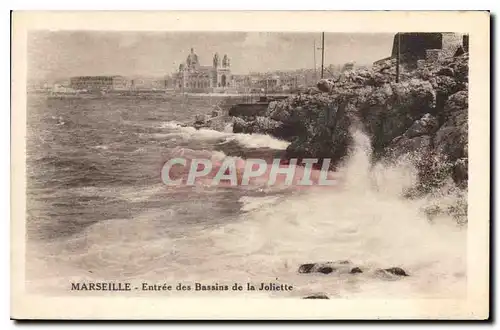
[{"x1": 11, "y1": 11, "x2": 490, "y2": 320}]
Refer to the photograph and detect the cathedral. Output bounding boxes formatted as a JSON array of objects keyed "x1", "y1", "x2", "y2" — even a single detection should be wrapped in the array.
[{"x1": 176, "y1": 48, "x2": 232, "y2": 92}]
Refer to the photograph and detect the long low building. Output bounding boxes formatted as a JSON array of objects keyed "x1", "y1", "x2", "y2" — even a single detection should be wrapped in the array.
[
  {"x1": 69, "y1": 76, "x2": 129, "y2": 91},
  {"x1": 69, "y1": 75, "x2": 174, "y2": 92}
]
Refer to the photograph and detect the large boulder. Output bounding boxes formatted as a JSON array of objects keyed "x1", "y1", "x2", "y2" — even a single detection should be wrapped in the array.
[
  {"x1": 404, "y1": 113, "x2": 439, "y2": 139},
  {"x1": 297, "y1": 261, "x2": 409, "y2": 278},
  {"x1": 231, "y1": 116, "x2": 292, "y2": 140},
  {"x1": 303, "y1": 294, "x2": 329, "y2": 299},
  {"x1": 317, "y1": 79, "x2": 335, "y2": 93},
  {"x1": 387, "y1": 113, "x2": 438, "y2": 158},
  {"x1": 389, "y1": 135, "x2": 432, "y2": 158},
  {"x1": 357, "y1": 80, "x2": 436, "y2": 157},
  {"x1": 434, "y1": 91, "x2": 468, "y2": 162},
  {"x1": 298, "y1": 260, "x2": 356, "y2": 275}
]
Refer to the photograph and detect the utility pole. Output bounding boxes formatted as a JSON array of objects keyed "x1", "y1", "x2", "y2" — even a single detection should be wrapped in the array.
[
  {"x1": 321, "y1": 32, "x2": 325, "y2": 79},
  {"x1": 396, "y1": 33, "x2": 400, "y2": 83},
  {"x1": 313, "y1": 40, "x2": 317, "y2": 81}
]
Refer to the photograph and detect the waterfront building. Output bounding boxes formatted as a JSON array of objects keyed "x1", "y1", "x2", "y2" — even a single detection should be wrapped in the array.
[
  {"x1": 256, "y1": 75, "x2": 280, "y2": 93},
  {"x1": 69, "y1": 75, "x2": 130, "y2": 91}
]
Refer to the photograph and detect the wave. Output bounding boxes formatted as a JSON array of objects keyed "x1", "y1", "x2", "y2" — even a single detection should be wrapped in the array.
[
  {"x1": 206, "y1": 129, "x2": 467, "y2": 298},
  {"x1": 161, "y1": 121, "x2": 290, "y2": 150},
  {"x1": 26, "y1": 127, "x2": 467, "y2": 298},
  {"x1": 221, "y1": 134, "x2": 290, "y2": 150}
]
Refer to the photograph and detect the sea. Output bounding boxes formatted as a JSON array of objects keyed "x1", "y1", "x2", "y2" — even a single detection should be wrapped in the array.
[{"x1": 25, "y1": 93, "x2": 467, "y2": 298}]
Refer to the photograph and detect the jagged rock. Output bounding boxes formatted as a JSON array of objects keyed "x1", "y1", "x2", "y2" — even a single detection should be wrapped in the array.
[
  {"x1": 194, "y1": 114, "x2": 209, "y2": 123},
  {"x1": 191, "y1": 113, "x2": 230, "y2": 131},
  {"x1": 350, "y1": 267, "x2": 363, "y2": 274},
  {"x1": 434, "y1": 95, "x2": 468, "y2": 163},
  {"x1": 303, "y1": 294, "x2": 329, "y2": 299},
  {"x1": 298, "y1": 260, "x2": 353, "y2": 274},
  {"x1": 298, "y1": 262, "x2": 407, "y2": 279},
  {"x1": 392, "y1": 79, "x2": 437, "y2": 112},
  {"x1": 443, "y1": 90, "x2": 468, "y2": 117},
  {"x1": 232, "y1": 117, "x2": 248, "y2": 134},
  {"x1": 389, "y1": 135, "x2": 432, "y2": 158},
  {"x1": 298, "y1": 263, "x2": 315, "y2": 273},
  {"x1": 337, "y1": 260, "x2": 351, "y2": 264},
  {"x1": 382, "y1": 267, "x2": 409, "y2": 276},
  {"x1": 452, "y1": 158, "x2": 468, "y2": 186},
  {"x1": 317, "y1": 79, "x2": 335, "y2": 93},
  {"x1": 450, "y1": 53, "x2": 469, "y2": 84},
  {"x1": 374, "y1": 268, "x2": 409, "y2": 280},
  {"x1": 229, "y1": 52, "x2": 468, "y2": 198},
  {"x1": 435, "y1": 124, "x2": 467, "y2": 161},
  {"x1": 318, "y1": 266, "x2": 334, "y2": 274},
  {"x1": 306, "y1": 87, "x2": 321, "y2": 95},
  {"x1": 231, "y1": 116, "x2": 288, "y2": 139},
  {"x1": 430, "y1": 75, "x2": 461, "y2": 99},
  {"x1": 436, "y1": 67, "x2": 455, "y2": 77},
  {"x1": 408, "y1": 150, "x2": 457, "y2": 195},
  {"x1": 404, "y1": 114, "x2": 439, "y2": 139}
]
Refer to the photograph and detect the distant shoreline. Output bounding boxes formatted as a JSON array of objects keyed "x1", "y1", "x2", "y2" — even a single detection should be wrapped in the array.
[{"x1": 28, "y1": 90, "x2": 294, "y2": 100}]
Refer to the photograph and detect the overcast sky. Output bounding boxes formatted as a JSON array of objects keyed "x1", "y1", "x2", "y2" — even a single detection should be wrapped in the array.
[{"x1": 28, "y1": 31, "x2": 395, "y2": 80}]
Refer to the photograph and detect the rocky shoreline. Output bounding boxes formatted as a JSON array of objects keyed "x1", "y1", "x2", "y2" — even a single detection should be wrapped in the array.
[{"x1": 229, "y1": 54, "x2": 469, "y2": 224}]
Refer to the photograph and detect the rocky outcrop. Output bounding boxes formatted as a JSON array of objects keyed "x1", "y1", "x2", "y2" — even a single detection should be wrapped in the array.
[
  {"x1": 380, "y1": 267, "x2": 409, "y2": 276},
  {"x1": 387, "y1": 113, "x2": 438, "y2": 158},
  {"x1": 303, "y1": 294, "x2": 329, "y2": 299},
  {"x1": 231, "y1": 53, "x2": 469, "y2": 204},
  {"x1": 232, "y1": 116, "x2": 295, "y2": 141},
  {"x1": 298, "y1": 260, "x2": 354, "y2": 274},
  {"x1": 297, "y1": 261, "x2": 409, "y2": 278},
  {"x1": 317, "y1": 79, "x2": 335, "y2": 93},
  {"x1": 192, "y1": 111, "x2": 231, "y2": 131}
]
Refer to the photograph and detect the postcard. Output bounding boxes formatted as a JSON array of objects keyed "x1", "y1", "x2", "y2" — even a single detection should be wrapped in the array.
[{"x1": 11, "y1": 11, "x2": 490, "y2": 320}]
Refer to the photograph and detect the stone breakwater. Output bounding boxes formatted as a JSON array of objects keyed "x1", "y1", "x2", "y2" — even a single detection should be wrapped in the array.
[{"x1": 229, "y1": 54, "x2": 469, "y2": 223}]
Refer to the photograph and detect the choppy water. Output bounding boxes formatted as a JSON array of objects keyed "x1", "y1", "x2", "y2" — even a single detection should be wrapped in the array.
[{"x1": 26, "y1": 94, "x2": 467, "y2": 298}]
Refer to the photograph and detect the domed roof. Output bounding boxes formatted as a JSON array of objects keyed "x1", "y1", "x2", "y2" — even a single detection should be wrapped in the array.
[{"x1": 186, "y1": 48, "x2": 199, "y2": 67}]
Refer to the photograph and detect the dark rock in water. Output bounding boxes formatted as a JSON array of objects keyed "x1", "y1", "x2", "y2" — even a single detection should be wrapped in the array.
[
  {"x1": 231, "y1": 116, "x2": 290, "y2": 139},
  {"x1": 317, "y1": 266, "x2": 335, "y2": 274},
  {"x1": 350, "y1": 267, "x2": 363, "y2": 274},
  {"x1": 232, "y1": 117, "x2": 247, "y2": 134},
  {"x1": 298, "y1": 262, "x2": 407, "y2": 278},
  {"x1": 383, "y1": 267, "x2": 409, "y2": 276},
  {"x1": 303, "y1": 294, "x2": 329, "y2": 299},
  {"x1": 298, "y1": 260, "x2": 352, "y2": 275},
  {"x1": 298, "y1": 263, "x2": 316, "y2": 274},
  {"x1": 193, "y1": 121, "x2": 205, "y2": 130}
]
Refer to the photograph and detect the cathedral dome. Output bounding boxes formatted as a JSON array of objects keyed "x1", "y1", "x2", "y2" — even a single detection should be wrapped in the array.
[{"x1": 186, "y1": 48, "x2": 199, "y2": 67}]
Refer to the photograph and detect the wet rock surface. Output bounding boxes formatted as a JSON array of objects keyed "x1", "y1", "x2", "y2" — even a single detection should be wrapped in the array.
[
  {"x1": 303, "y1": 294, "x2": 330, "y2": 299},
  {"x1": 381, "y1": 267, "x2": 409, "y2": 276},
  {"x1": 298, "y1": 261, "x2": 408, "y2": 278},
  {"x1": 191, "y1": 111, "x2": 231, "y2": 131}
]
